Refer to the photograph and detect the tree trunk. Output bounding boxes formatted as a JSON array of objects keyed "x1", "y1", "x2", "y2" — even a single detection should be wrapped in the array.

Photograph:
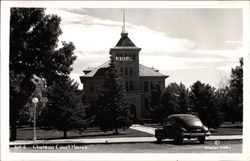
[
  {"x1": 113, "y1": 128, "x2": 119, "y2": 135},
  {"x1": 63, "y1": 130, "x2": 67, "y2": 138},
  {"x1": 10, "y1": 101, "x2": 17, "y2": 141},
  {"x1": 10, "y1": 122, "x2": 17, "y2": 141}
]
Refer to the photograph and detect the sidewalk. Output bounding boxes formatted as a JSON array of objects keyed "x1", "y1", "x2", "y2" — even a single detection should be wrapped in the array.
[{"x1": 10, "y1": 124, "x2": 242, "y2": 146}]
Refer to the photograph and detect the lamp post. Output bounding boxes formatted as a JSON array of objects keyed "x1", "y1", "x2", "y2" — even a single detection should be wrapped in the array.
[{"x1": 32, "y1": 97, "x2": 39, "y2": 141}]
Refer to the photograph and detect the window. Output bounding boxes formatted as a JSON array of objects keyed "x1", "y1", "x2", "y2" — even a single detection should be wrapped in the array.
[
  {"x1": 144, "y1": 98, "x2": 149, "y2": 110},
  {"x1": 125, "y1": 81, "x2": 129, "y2": 91},
  {"x1": 166, "y1": 119, "x2": 172, "y2": 126},
  {"x1": 115, "y1": 54, "x2": 133, "y2": 61},
  {"x1": 120, "y1": 67, "x2": 123, "y2": 75},
  {"x1": 150, "y1": 82, "x2": 155, "y2": 89},
  {"x1": 96, "y1": 81, "x2": 102, "y2": 92},
  {"x1": 150, "y1": 81, "x2": 160, "y2": 90},
  {"x1": 130, "y1": 81, "x2": 133, "y2": 90},
  {"x1": 116, "y1": 54, "x2": 121, "y2": 61},
  {"x1": 144, "y1": 81, "x2": 149, "y2": 92},
  {"x1": 129, "y1": 68, "x2": 133, "y2": 76},
  {"x1": 132, "y1": 55, "x2": 136, "y2": 61},
  {"x1": 125, "y1": 67, "x2": 128, "y2": 75}
]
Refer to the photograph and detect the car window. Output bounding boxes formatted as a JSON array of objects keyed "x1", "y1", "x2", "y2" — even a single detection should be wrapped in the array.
[
  {"x1": 166, "y1": 118, "x2": 175, "y2": 126},
  {"x1": 166, "y1": 119, "x2": 171, "y2": 126}
]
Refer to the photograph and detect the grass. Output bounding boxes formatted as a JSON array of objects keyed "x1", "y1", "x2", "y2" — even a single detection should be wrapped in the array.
[{"x1": 15, "y1": 126, "x2": 154, "y2": 140}]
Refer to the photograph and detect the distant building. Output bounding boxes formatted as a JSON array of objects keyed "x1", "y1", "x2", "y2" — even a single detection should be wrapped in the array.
[{"x1": 80, "y1": 31, "x2": 168, "y2": 120}]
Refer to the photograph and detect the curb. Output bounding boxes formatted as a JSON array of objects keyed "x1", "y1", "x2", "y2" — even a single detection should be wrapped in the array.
[{"x1": 9, "y1": 136, "x2": 242, "y2": 146}]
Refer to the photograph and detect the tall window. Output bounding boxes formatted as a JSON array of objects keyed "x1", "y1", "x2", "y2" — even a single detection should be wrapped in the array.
[
  {"x1": 132, "y1": 55, "x2": 135, "y2": 61},
  {"x1": 125, "y1": 81, "x2": 129, "y2": 91},
  {"x1": 130, "y1": 81, "x2": 133, "y2": 90},
  {"x1": 129, "y1": 68, "x2": 133, "y2": 76},
  {"x1": 144, "y1": 81, "x2": 149, "y2": 92},
  {"x1": 150, "y1": 81, "x2": 157, "y2": 90},
  {"x1": 144, "y1": 98, "x2": 149, "y2": 110},
  {"x1": 125, "y1": 67, "x2": 128, "y2": 75},
  {"x1": 120, "y1": 67, "x2": 123, "y2": 75}
]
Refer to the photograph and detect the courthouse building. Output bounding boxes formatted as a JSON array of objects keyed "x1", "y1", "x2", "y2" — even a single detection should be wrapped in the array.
[{"x1": 80, "y1": 30, "x2": 168, "y2": 120}]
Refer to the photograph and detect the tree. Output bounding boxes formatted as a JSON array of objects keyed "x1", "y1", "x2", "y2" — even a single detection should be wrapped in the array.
[
  {"x1": 150, "y1": 84, "x2": 163, "y2": 123},
  {"x1": 151, "y1": 83, "x2": 179, "y2": 124},
  {"x1": 162, "y1": 84, "x2": 180, "y2": 113},
  {"x1": 39, "y1": 76, "x2": 89, "y2": 138},
  {"x1": 10, "y1": 8, "x2": 76, "y2": 140},
  {"x1": 190, "y1": 81, "x2": 222, "y2": 128},
  {"x1": 215, "y1": 87, "x2": 229, "y2": 122},
  {"x1": 16, "y1": 75, "x2": 48, "y2": 127},
  {"x1": 94, "y1": 58, "x2": 132, "y2": 134},
  {"x1": 227, "y1": 58, "x2": 243, "y2": 122},
  {"x1": 150, "y1": 83, "x2": 190, "y2": 124},
  {"x1": 173, "y1": 83, "x2": 190, "y2": 113}
]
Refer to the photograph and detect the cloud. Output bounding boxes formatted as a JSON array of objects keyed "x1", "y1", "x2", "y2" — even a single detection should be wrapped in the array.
[
  {"x1": 184, "y1": 59, "x2": 237, "y2": 68},
  {"x1": 163, "y1": 68, "x2": 231, "y2": 89},
  {"x1": 45, "y1": 8, "x2": 242, "y2": 89},
  {"x1": 46, "y1": 8, "x2": 197, "y2": 56}
]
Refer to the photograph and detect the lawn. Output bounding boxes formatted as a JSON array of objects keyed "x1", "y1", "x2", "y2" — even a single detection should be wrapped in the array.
[
  {"x1": 210, "y1": 122, "x2": 242, "y2": 135},
  {"x1": 15, "y1": 126, "x2": 153, "y2": 140}
]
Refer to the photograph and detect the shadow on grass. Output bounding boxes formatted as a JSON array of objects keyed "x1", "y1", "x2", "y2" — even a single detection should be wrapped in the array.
[{"x1": 45, "y1": 133, "x2": 125, "y2": 140}]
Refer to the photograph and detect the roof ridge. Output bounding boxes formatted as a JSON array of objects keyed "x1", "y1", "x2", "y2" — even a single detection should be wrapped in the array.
[{"x1": 85, "y1": 60, "x2": 110, "y2": 76}]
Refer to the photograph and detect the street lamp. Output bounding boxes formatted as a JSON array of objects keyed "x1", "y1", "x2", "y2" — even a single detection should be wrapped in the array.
[{"x1": 32, "y1": 97, "x2": 39, "y2": 141}]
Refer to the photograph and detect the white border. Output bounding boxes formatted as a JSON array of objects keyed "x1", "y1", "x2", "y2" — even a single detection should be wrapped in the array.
[{"x1": 1, "y1": 1, "x2": 250, "y2": 161}]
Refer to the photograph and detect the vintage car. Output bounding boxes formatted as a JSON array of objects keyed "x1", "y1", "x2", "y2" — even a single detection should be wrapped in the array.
[{"x1": 155, "y1": 114, "x2": 211, "y2": 144}]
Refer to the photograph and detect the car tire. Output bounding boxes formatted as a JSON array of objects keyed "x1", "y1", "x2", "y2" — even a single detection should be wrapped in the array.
[
  {"x1": 174, "y1": 129, "x2": 183, "y2": 145},
  {"x1": 198, "y1": 136, "x2": 205, "y2": 144},
  {"x1": 156, "y1": 137, "x2": 162, "y2": 143}
]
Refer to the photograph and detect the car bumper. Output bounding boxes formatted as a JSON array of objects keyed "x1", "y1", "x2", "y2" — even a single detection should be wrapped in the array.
[{"x1": 182, "y1": 132, "x2": 211, "y2": 137}]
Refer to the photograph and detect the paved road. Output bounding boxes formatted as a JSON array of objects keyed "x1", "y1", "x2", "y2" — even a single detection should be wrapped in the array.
[
  {"x1": 10, "y1": 140, "x2": 242, "y2": 153},
  {"x1": 9, "y1": 124, "x2": 242, "y2": 153},
  {"x1": 130, "y1": 124, "x2": 243, "y2": 140}
]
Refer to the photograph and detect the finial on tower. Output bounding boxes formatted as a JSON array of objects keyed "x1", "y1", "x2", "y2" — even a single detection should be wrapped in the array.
[{"x1": 122, "y1": 9, "x2": 127, "y2": 34}]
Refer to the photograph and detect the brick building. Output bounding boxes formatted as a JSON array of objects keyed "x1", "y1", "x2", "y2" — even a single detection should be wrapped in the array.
[{"x1": 80, "y1": 31, "x2": 168, "y2": 120}]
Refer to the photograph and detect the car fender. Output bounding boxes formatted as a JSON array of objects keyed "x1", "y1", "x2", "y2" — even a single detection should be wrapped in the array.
[{"x1": 155, "y1": 129, "x2": 165, "y2": 139}]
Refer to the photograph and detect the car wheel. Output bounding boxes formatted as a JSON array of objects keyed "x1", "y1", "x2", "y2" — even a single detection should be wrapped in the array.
[
  {"x1": 174, "y1": 129, "x2": 183, "y2": 144},
  {"x1": 198, "y1": 136, "x2": 205, "y2": 144},
  {"x1": 156, "y1": 137, "x2": 162, "y2": 143}
]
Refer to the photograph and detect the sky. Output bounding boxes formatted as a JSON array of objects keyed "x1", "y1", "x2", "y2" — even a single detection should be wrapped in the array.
[{"x1": 45, "y1": 8, "x2": 243, "y2": 89}]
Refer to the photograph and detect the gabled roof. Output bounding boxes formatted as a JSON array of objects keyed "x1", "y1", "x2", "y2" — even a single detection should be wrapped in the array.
[
  {"x1": 82, "y1": 61, "x2": 168, "y2": 78},
  {"x1": 139, "y1": 64, "x2": 167, "y2": 77},
  {"x1": 115, "y1": 33, "x2": 136, "y2": 47},
  {"x1": 83, "y1": 61, "x2": 110, "y2": 77}
]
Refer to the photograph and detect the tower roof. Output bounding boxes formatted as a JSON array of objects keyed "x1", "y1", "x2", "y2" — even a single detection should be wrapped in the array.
[{"x1": 115, "y1": 33, "x2": 136, "y2": 47}]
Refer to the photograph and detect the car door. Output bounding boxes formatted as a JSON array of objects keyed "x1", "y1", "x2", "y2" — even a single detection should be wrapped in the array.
[{"x1": 164, "y1": 118, "x2": 175, "y2": 138}]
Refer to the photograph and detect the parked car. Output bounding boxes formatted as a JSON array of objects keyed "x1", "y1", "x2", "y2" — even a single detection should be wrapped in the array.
[{"x1": 155, "y1": 114, "x2": 210, "y2": 144}]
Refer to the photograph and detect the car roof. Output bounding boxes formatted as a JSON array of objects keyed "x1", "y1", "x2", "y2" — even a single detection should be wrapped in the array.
[{"x1": 168, "y1": 114, "x2": 199, "y2": 120}]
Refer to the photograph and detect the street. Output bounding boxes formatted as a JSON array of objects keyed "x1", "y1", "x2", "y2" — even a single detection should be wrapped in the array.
[{"x1": 10, "y1": 140, "x2": 242, "y2": 153}]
